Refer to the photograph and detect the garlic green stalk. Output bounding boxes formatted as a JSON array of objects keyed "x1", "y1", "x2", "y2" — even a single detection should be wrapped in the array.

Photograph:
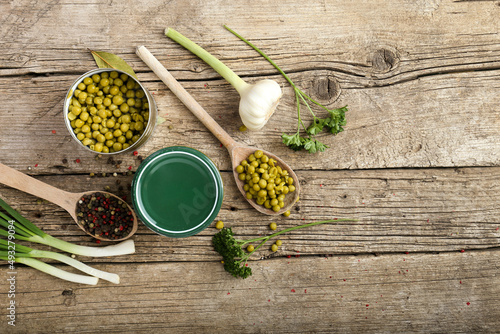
[{"x1": 165, "y1": 28, "x2": 282, "y2": 131}]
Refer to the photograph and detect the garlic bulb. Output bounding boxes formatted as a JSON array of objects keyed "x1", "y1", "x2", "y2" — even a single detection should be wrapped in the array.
[
  {"x1": 166, "y1": 28, "x2": 282, "y2": 131},
  {"x1": 238, "y1": 79, "x2": 282, "y2": 131}
]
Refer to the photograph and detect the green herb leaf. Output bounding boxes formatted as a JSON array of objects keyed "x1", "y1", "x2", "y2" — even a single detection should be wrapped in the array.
[
  {"x1": 281, "y1": 133, "x2": 306, "y2": 151},
  {"x1": 281, "y1": 132, "x2": 302, "y2": 147},
  {"x1": 325, "y1": 106, "x2": 348, "y2": 134},
  {"x1": 303, "y1": 138, "x2": 317, "y2": 153},
  {"x1": 315, "y1": 140, "x2": 328, "y2": 153},
  {"x1": 213, "y1": 219, "x2": 358, "y2": 279},
  {"x1": 306, "y1": 118, "x2": 327, "y2": 135},
  {"x1": 89, "y1": 50, "x2": 138, "y2": 80}
]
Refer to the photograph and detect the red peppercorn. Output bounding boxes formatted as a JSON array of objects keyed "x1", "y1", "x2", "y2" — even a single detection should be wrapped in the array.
[
  {"x1": 76, "y1": 159, "x2": 81, "y2": 163},
  {"x1": 133, "y1": 151, "x2": 138, "y2": 156}
]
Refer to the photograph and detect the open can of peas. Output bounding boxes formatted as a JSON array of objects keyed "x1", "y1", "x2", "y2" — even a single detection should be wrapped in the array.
[{"x1": 64, "y1": 68, "x2": 157, "y2": 155}]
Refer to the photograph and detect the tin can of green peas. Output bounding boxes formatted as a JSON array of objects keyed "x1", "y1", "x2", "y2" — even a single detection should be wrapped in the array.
[{"x1": 63, "y1": 68, "x2": 157, "y2": 155}]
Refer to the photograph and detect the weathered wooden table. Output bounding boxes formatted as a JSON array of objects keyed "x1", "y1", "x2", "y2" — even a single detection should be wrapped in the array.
[{"x1": 1, "y1": 0, "x2": 500, "y2": 332}]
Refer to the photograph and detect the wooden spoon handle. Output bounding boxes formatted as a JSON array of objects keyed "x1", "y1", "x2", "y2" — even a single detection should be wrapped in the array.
[
  {"x1": 0, "y1": 162, "x2": 75, "y2": 210},
  {"x1": 136, "y1": 45, "x2": 238, "y2": 152}
]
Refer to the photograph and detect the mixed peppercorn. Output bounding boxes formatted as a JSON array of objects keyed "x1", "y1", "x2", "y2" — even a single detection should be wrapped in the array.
[{"x1": 76, "y1": 192, "x2": 133, "y2": 239}]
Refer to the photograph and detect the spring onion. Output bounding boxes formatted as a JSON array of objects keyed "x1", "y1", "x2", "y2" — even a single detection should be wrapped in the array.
[
  {"x1": 165, "y1": 28, "x2": 282, "y2": 131},
  {"x1": 0, "y1": 239, "x2": 120, "y2": 284},
  {"x1": 0, "y1": 256, "x2": 98, "y2": 285},
  {"x1": 0, "y1": 197, "x2": 135, "y2": 257}
]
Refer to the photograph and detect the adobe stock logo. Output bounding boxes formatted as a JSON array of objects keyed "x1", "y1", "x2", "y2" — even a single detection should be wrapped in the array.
[{"x1": 178, "y1": 182, "x2": 217, "y2": 226}]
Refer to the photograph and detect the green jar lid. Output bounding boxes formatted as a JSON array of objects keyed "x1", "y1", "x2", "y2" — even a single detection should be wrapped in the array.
[{"x1": 132, "y1": 146, "x2": 223, "y2": 238}]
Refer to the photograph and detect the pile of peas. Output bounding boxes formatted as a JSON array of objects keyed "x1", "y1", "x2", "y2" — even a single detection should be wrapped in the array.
[
  {"x1": 67, "y1": 71, "x2": 150, "y2": 153},
  {"x1": 236, "y1": 150, "x2": 296, "y2": 212}
]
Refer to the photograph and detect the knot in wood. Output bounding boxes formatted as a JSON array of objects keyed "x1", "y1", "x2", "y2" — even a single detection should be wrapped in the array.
[
  {"x1": 189, "y1": 63, "x2": 203, "y2": 73},
  {"x1": 371, "y1": 48, "x2": 399, "y2": 73},
  {"x1": 311, "y1": 74, "x2": 341, "y2": 103}
]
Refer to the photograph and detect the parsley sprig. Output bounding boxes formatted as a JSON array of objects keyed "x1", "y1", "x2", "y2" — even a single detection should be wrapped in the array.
[
  {"x1": 224, "y1": 25, "x2": 348, "y2": 153},
  {"x1": 213, "y1": 218, "x2": 358, "y2": 279}
]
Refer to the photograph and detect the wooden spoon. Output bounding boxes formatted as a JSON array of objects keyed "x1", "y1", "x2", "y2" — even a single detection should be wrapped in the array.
[
  {"x1": 0, "y1": 162, "x2": 138, "y2": 241},
  {"x1": 136, "y1": 46, "x2": 300, "y2": 215}
]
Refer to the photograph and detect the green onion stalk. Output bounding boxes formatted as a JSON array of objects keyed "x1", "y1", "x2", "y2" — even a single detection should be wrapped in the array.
[
  {"x1": 0, "y1": 197, "x2": 134, "y2": 257},
  {"x1": 0, "y1": 239, "x2": 119, "y2": 284},
  {"x1": 0, "y1": 197, "x2": 132, "y2": 285},
  {"x1": 0, "y1": 255, "x2": 99, "y2": 285}
]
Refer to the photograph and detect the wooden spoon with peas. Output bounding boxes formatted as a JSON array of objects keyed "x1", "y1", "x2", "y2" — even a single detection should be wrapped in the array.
[
  {"x1": 0, "y1": 162, "x2": 138, "y2": 241},
  {"x1": 136, "y1": 46, "x2": 300, "y2": 215}
]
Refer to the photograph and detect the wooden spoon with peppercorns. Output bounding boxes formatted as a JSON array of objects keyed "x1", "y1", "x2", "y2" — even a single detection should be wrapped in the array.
[{"x1": 0, "y1": 162, "x2": 138, "y2": 241}]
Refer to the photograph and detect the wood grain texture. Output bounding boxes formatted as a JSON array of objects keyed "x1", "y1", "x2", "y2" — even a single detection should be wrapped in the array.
[
  {"x1": 0, "y1": 167, "x2": 497, "y2": 264},
  {"x1": 2, "y1": 250, "x2": 500, "y2": 333},
  {"x1": 1, "y1": 0, "x2": 500, "y2": 171},
  {"x1": 1, "y1": 0, "x2": 500, "y2": 332}
]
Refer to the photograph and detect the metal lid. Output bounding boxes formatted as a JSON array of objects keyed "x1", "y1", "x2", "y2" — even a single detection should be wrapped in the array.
[{"x1": 131, "y1": 146, "x2": 224, "y2": 238}]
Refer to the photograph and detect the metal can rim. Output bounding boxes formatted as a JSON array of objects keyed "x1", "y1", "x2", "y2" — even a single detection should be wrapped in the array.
[{"x1": 63, "y1": 68, "x2": 157, "y2": 155}]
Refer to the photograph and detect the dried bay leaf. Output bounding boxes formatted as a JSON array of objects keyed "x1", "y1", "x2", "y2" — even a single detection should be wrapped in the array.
[
  {"x1": 89, "y1": 50, "x2": 138, "y2": 79},
  {"x1": 157, "y1": 116, "x2": 167, "y2": 125}
]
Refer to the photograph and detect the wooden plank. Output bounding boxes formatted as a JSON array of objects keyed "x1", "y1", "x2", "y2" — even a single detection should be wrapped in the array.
[
  {"x1": 1, "y1": 0, "x2": 500, "y2": 171},
  {"x1": 1, "y1": 67, "x2": 499, "y2": 172},
  {"x1": 0, "y1": 167, "x2": 497, "y2": 264},
  {"x1": 2, "y1": 0, "x2": 500, "y2": 78},
  {"x1": 1, "y1": 249, "x2": 499, "y2": 333}
]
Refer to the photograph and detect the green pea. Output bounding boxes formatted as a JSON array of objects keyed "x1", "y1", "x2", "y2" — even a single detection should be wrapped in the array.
[
  {"x1": 236, "y1": 165, "x2": 244, "y2": 174},
  {"x1": 117, "y1": 135, "x2": 126, "y2": 144},
  {"x1": 81, "y1": 125, "x2": 90, "y2": 133},
  {"x1": 100, "y1": 78, "x2": 110, "y2": 87},
  {"x1": 112, "y1": 142, "x2": 122, "y2": 151},
  {"x1": 96, "y1": 134, "x2": 106, "y2": 143},
  {"x1": 75, "y1": 119, "x2": 85, "y2": 128}
]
